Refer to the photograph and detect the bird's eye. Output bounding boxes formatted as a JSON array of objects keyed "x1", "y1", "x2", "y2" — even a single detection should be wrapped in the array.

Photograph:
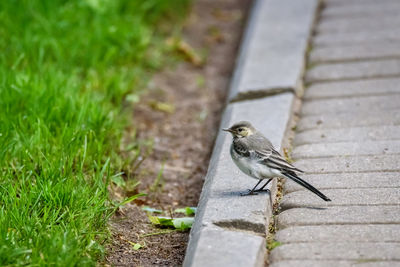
[{"x1": 238, "y1": 128, "x2": 243, "y2": 132}]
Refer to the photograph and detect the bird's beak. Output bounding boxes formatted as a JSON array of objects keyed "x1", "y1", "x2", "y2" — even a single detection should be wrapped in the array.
[{"x1": 222, "y1": 128, "x2": 233, "y2": 133}]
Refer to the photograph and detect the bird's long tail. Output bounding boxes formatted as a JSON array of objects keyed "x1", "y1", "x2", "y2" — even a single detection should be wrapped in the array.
[{"x1": 284, "y1": 172, "x2": 331, "y2": 201}]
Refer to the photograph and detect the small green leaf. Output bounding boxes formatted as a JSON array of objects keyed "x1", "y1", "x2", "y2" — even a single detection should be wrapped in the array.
[
  {"x1": 128, "y1": 241, "x2": 144, "y2": 250},
  {"x1": 174, "y1": 208, "x2": 186, "y2": 214},
  {"x1": 133, "y1": 243, "x2": 142, "y2": 250},
  {"x1": 111, "y1": 175, "x2": 125, "y2": 187},
  {"x1": 172, "y1": 217, "x2": 194, "y2": 230},
  {"x1": 142, "y1": 206, "x2": 163, "y2": 213},
  {"x1": 148, "y1": 215, "x2": 174, "y2": 227},
  {"x1": 157, "y1": 217, "x2": 174, "y2": 227},
  {"x1": 175, "y1": 207, "x2": 196, "y2": 215},
  {"x1": 148, "y1": 215, "x2": 161, "y2": 225},
  {"x1": 267, "y1": 241, "x2": 282, "y2": 250},
  {"x1": 185, "y1": 207, "x2": 196, "y2": 215},
  {"x1": 148, "y1": 216, "x2": 194, "y2": 230}
]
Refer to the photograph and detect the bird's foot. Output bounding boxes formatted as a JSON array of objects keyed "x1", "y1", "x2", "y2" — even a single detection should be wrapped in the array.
[{"x1": 240, "y1": 189, "x2": 258, "y2": 196}]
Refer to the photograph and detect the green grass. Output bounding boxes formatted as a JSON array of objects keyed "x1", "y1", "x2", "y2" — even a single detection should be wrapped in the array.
[{"x1": 0, "y1": 0, "x2": 189, "y2": 265}]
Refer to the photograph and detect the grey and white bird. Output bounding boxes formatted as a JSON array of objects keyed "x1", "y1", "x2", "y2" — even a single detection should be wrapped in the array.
[{"x1": 223, "y1": 121, "x2": 331, "y2": 201}]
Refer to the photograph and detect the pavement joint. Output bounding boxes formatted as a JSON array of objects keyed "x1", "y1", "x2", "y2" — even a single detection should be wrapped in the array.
[
  {"x1": 310, "y1": 56, "x2": 400, "y2": 65},
  {"x1": 213, "y1": 220, "x2": 267, "y2": 236},
  {"x1": 229, "y1": 87, "x2": 295, "y2": 103}
]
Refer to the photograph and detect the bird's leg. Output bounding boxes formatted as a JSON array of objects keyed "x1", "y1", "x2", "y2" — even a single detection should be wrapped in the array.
[
  {"x1": 254, "y1": 179, "x2": 272, "y2": 192},
  {"x1": 240, "y1": 180, "x2": 263, "y2": 196}
]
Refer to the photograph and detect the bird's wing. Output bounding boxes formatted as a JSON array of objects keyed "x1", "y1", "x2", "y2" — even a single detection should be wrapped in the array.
[{"x1": 255, "y1": 147, "x2": 304, "y2": 173}]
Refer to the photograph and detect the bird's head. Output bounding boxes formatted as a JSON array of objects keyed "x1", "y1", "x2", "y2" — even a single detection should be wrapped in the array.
[{"x1": 223, "y1": 121, "x2": 256, "y2": 138}]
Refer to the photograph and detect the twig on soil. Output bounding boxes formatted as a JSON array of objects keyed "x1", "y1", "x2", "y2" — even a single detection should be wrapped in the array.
[{"x1": 139, "y1": 229, "x2": 178, "y2": 238}]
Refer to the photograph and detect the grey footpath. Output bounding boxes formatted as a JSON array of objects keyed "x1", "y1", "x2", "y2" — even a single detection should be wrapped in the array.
[
  {"x1": 183, "y1": 0, "x2": 319, "y2": 266},
  {"x1": 271, "y1": 260, "x2": 400, "y2": 267},
  {"x1": 270, "y1": 0, "x2": 400, "y2": 266}
]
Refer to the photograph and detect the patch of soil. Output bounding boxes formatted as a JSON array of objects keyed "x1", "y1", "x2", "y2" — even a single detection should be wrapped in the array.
[{"x1": 106, "y1": 0, "x2": 251, "y2": 265}]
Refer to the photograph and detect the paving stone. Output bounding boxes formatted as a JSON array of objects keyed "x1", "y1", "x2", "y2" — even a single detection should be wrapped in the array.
[
  {"x1": 316, "y1": 16, "x2": 400, "y2": 34},
  {"x1": 277, "y1": 206, "x2": 400, "y2": 229},
  {"x1": 305, "y1": 59, "x2": 400, "y2": 83},
  {"x1": 270, "y1": 260, "x2": 354, "y2": 267},
  {"x1": 280, "y1": 188, "x2": 400, "y2": 210},
  {"x1": 230, "y1": 0, "x2": 318, "y2": 97},
  {"x1": 314, "y1": 30, "x2": 400, "y2": 46},
  {"x1": 184, "y1": 228, "x2": 265, "y2": 267},
  {"x1": 315, "y1": 33, "x2": 400, "y2": 48},
  {"x1": 297, "y1": 110, "x2": 400, "y2": 132},
  {"x1": 270, "y1": 242, "x2": 400, "y2": 261},
  {"x1": 321, "y1": 3, "x2": 400, "y2": 19},
  {"x1": 294, "y1": 154, "x2": 400, "y2": 173},
  {"x1": 354, "y1": 263, "x2": 400, "y2": 267},
  {"x1": 292, "y1": 140, "x2": 400, "y2": 158},
  {"x1": 301, "y1": 95, "x2": 400, "y2": 115},
  {"x1": 304, "y1": 78, "x2": 400, "y2": 99},
  {"x1": 310, "y1": 43, "x2": 400, "y2": 63},
  {"x1": 294, "y1": 126, "x2": 400, "y2": 145},
  {"x1": 185, "y1": 94, "x2": 293, "y2": 266},
  {"x1": 284, "y1": 172, "x2": 400, "y2": 193},
  {"x1": 271, "y1": 261, "x2": 400, "y2": 267},
  {"x1": 325, "y1": 0, "x2": 400, "y2": 7},
  {"x1": 275, "y1": 225, "x2": 400, "y2": 243}
]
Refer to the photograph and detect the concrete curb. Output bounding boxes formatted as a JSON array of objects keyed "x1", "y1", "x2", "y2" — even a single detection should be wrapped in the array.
[{"x1": 183, "y1": 0, "x2": 319, "y2": 266}]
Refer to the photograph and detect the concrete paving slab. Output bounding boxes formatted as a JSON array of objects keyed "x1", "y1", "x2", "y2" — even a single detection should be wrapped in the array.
[
  {"x1": 270, "y1": 242, "x2": 400, "y2": 261},
  {"x1": 297, "y1": 110, "x2": 400, "y2": 132},
  {"x1": 310, "y1": 43, "x2": 400, "y2": 63},
  {"x1": 325, "y1": 0, "x2": 400, "y2": 7},
  {"x1": 275, "y1": 225, "x2": 400, "y2": 243},
  {"x1": 277, "y1": 206, "x2": 400, "y2": 229},
  {"x1": 304, "y1": 78, "x2": 400, "y2": 99},
  {"x1": 292, "y1": 140, "x2": 400, "y2": 158},
  {"x1": 185, "y1": 228, "x2": 265, "y2": 267},
  {"x1": 230, "y1": 0, "x2": 318, "y2": 97},
  {"x1": 284, "y1": 172, "x2": 400, "y2": 193},
  {"x1": 294, "y1": 126, "x2": 400, "y2": 145},
  {"x1": 280, "y1": 188, "x2": 400, "y2": 210},
  {"x1": 316, "y1": 34, "x2": 400, "y2": 49},
  {"x1": 271, "y1": 260, "x2": 400, "y2": 267},
  {"x1": 353, "y1": 262, "x2": 400, "y2": 267},
  {"x1": 314, "y1": 30, "x2": 400, "y2": 46},
  {"x1": 294, "y1": 154, "x2": 400, "y2": 173},
  {"x1": 316, "y1": 16, "x2": 400, "y2": 34},
  {"x1": 305, "y1": 59, "x2": 400, "y2": 83},
  {"x1": 301, "y1": 95, "x2": 400, "y2": 115},
  {"x1": 321, "y1": 3, "x2": 400, "y2": 19},
  {"x1": 270, "y1": 260, "x2": 354, "y2": 267}
]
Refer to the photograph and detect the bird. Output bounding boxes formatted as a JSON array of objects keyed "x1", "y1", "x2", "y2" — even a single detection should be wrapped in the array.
[{"x1": 223, "y1": 121, "x2": 331, "y2": 201}]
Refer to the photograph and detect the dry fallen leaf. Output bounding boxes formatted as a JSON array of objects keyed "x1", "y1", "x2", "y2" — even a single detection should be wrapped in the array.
[{"x1": 166, "y1": 37, "x2": 204, "y2": 66}]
